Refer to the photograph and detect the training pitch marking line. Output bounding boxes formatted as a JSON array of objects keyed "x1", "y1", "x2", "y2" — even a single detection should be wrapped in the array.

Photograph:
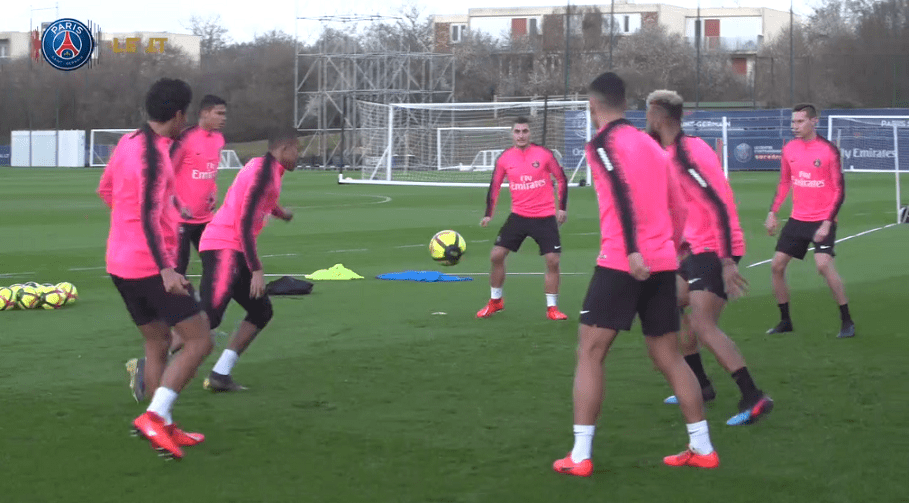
[
  {"x1": 746, "y1": 223, "x2": 898, "y2": 269},
  {"x1": 0, "y1": 272, "x2": 36, "y2": 278},
  {"x1": 327, "y1": 248, "x2": 369, "y2": 253},
  {"x1": 288, "y1": 193, "x2": 392, "y2": 210},
  {"x1": 571, "y1": 232, "x2": 599, "y2": 236},
  {"x1": 68, "y1": 266, "x2": 107, "y2": 271},
  {"x1": 394, "y1": 244, "x2": 426, "y2": 248},
  {"x1": 261, "y1": 253, "x2": 299, "y2": 258},
  {"x1": 460, "y1": 272, "x2": 590, "y2": 276}
]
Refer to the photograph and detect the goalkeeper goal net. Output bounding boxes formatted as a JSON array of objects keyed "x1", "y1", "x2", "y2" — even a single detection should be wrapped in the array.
[
  {"x1": 827, "y1": 115, "x2": 909, "y2": 223},
  {"x1": 344, "y1": 100, "x2": 591, "y2": 187},
  {"x1": 88, "y1": 128, "x2": 243, "y2": 169}
]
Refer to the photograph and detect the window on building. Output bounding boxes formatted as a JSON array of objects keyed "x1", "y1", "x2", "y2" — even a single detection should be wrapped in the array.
[
  {"x1": 512, "y1": 18, "x2": 528, "y2": 37},
  {"x1": 568, "y1": 14, "x2": 583, "y2": 37},
  {"x1": 0, "y1": 39, "x2": 9, "y2": 58},
  {"x1": 624, "y1": 15, "x2": 629, "y2": 33},
  {"x1": 529, "y1": 18, "x2": 538, "y2": 36},
  {"x1": 451, "y1": 24, "x2": 467, "y2": 43}
]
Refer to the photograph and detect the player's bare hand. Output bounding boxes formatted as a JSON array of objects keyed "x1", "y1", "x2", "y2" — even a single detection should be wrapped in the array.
[
  {"x1": 250, "y1": 270, "x2": 266, "y2": 299},
  {"x1": 556, "y1": 210, "x2": 568, "y2": 226},
  {"x1": 721, "y1": 260, "x2": 749, "y2": 301},
  {"x1": 764, "y1": 212, "x2": 778, "y2": 236},
  {"x1": 161, "y1": 268, "x2": 190, "y2": 296},
  {"x1": 628, "y1": 252, "x2": 651, "y2": 281},
  {"x1": 813, "y1": 221, "x2": 831, "y2": 242},
  {"x1": 280, "y1": 210, "x2": 294, "y2": 222},
  {"x1": 480, "y1": 216, "x2": 492, "y2": 227}
]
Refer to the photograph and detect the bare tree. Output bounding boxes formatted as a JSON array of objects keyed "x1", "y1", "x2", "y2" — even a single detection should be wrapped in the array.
[{"x1": 185, "y1": 15, "x2": 232, "y2": 63}]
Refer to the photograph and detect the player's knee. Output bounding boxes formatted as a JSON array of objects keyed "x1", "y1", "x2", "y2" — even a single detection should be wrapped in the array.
[
  {"x1": 545, "y1": 254, "x2": 560, "y2": 271},
  {"x1": 246, "y1": 302, "x2": 273, "y2": 330},
  {"x1": 490, "y1": 249, "x2": 507, "y2": 264},
  {"x1": 815, "y1": 261, "x2": 831, "y2": 276},
  {"x1": 770, "y1": 260, "x2": 786, "y2": 276}
]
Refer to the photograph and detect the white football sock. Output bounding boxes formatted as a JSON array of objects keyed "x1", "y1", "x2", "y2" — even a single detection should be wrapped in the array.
[
  {"x1": 570, "y1": 425, "x2": 595, "y2": 462},
  {"x1": 686, "y1": 420, "x2": 714, "y2": 455},
  {"x1": 212, "y1": 349, "x2": 239, "y2": 376},
  {"x1": 546, "y1": 293, "x2": 558, "y2": 307},
  {"x1": 490, "y1": 287, "x2": 503, "y2": 300},
  {"x1": 147, "y1": 387, "x2": 178, "y2": 425}
]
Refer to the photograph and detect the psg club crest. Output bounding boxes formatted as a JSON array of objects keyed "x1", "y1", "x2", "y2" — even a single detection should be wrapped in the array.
[
  {"x1": 532, "y1": 161, "x2": 541, "y2": 168},
  {"x1": 41, "y1": 18, "x2": 94, "y2": 71},
  {"x1": 814, "y1": 159, "x2": 822, "y2": 167}
]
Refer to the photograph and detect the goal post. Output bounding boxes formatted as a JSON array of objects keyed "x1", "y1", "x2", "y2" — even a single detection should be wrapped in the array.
[
  {"x1": 345, "y1": 100, "x2": 592, "y2": 187},
  {"x1": 89, "y1": 129, "x2": 135, "y2": 167},
  {"x1": 89, "y1": 128, "x2": 243, "y2": 169},
  {"x1": 827, "y1": 115, "x2": 909, "y2": 223},
  {"x1": 436, "y1": 127, "x2": 511, "y2": 171},
  {"x1": 218, "y1": 149, "x2": 243, "y2": 170}
]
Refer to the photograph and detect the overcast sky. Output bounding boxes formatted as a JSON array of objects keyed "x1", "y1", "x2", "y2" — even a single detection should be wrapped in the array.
[{"x1": 2, "y1": 0, "x2": 816, "y2": 43}]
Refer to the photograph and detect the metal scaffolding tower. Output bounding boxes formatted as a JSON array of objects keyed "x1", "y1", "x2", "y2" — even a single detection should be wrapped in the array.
[{"x1": 294, "y1": 14, "x2": 455, "y2": 167}]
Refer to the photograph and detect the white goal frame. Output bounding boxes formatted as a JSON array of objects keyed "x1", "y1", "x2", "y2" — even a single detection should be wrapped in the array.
[
  {"x1": 436, "y1": 126, "x2": 511, "y2": 171},
  {"x1": 89, "y1": 128, "x2": 135, "y2": 167},
  {"x1": 218, "y1": 149, "x2": 243, "y2": 170},
  {"x1": 828, "y1": 115, "x2": 907, "y2": 223},
  {"x1": 343, "y1": 100, "x2": 592, "y2": 187},
  {"x1": 89, "y1": 128, "x2": 242, "y2": 170}
]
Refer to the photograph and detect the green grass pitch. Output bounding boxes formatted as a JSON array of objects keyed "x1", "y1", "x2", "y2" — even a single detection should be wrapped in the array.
[{"x1": 0, "y1": 167, "x2": 907, "y2": 502}]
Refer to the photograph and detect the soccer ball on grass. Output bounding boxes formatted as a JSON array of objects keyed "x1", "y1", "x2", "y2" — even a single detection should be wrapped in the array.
[
  {"x1": 0, "y1": 287, "x2": 15, "y2": 311},
  {"x1": 16, "y1": 285, "x2": 42, "y2": 309},
  {"x1": 56, "y1": 282, "x2": 79, "y2": 305},
  {"x1": 429, "y1": 230, "x2": 467, "y2": 266}
]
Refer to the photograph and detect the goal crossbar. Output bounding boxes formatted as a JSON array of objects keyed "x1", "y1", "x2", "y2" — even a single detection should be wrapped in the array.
[{"x1": 827, "y1": 115, "x2": 908, "y2": 223}]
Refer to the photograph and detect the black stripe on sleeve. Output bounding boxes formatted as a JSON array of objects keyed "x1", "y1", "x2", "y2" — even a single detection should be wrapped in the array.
[
  {"x1": 140, "y1": 124, "x2": 168, "y2": 271},
  {"x1": 675, "y1": 135, "x2": 734, "y2": 258},
  {"x1": 485, "y1": 149, "x2": 509, "y2": 218},
  {"x1": 818, "y1": 135, "x2": 845, "y2": 220},
  {"x1": 240, "y1": 154, "x2": 274, "y2": 271},
  {"x1": 539, "y1": 145, "x2": 568, "y2": 211},
  {"x1": 591, "y1": 120, "x2": 638, "y2": 255}
]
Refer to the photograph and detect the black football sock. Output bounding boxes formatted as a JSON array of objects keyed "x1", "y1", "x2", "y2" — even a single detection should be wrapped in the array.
[
  {"x1": 839, "y1": 304, "x2": 852, "y2": 324},
  {"x1": 684, "y1": 353, "x2": 712, "y2": 389},
  {"x1": 778, "y1": 302, "x2": 791, "y2": 323},
  {"x1": 731, "y1": 367, "x2": 762, "y2": 404}
]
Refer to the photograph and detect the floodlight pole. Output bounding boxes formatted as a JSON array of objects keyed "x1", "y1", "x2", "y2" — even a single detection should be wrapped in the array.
[
  {"x1": 789, "y1": 0, "x2": 794, "y2": 105},
  {"x1": 695, "y1": 1, "x2": 701, "y2": 112},
  {"x1": 608, "y1": 0, "x2": 615, "y2": 70},
  {"x1": 564, "y1": 0, "x2": 570, "y2": 99}
]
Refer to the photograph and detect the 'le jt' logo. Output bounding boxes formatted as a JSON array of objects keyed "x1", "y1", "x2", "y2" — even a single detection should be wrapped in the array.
[{"x1": 41, "y1": 18, "x2": 94, "y2": 71}]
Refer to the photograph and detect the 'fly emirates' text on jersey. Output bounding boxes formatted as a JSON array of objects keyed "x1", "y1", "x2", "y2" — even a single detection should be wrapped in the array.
[
  {"x1": 770, "y1": 135, "x2": 845, "y2": 222},
  {"x1": 199, "y1": 154, "x2": 286, "y2": 272},
  {"x1": 668, "y1": 133, "x2": 745, "y2": 258},
  {"x1": 587, "y1": 119, "x2": 687, "y2": 273},
  {"x1": 485, "y1": 144, "x2": 568, "y2": 218},
  {"x1": 98, "y1": 127, "x2": 180, "y2": 279},
  {"x1": 171, "y1": 126, "x2": 226, "y2": 224}
]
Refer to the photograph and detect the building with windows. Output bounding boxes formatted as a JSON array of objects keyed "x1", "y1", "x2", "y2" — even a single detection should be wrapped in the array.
[
  {"x1": 433, "y1": 2, "x2": 790, "y2": 79},
  {"x1": 0, "y1": 30, "x2": 201, "y2": 65}
]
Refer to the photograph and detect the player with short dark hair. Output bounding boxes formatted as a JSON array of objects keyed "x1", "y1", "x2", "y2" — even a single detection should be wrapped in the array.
[
  {"x1": 98, "y1": 77, "x2": 212, "y2": 460},
  {"x1": 765, "y1": 103, "x2": 854, "y2": 338},
  {"x1": 173, "y1": 94, "x2": 228, "y2": 276},
  {"x1": 553, "y1": 72, "x2": 718, "y2": 478},
  {"x1": 198, "y1": 128, "x2": 298, "y2": 392},
  {"x1": 646, "y1": 89, "x2": 773, "y2": 426},
  {"x1": 477, "y1": 116, "x2": 570, "y2": 320},
  {"x1": 125, "y1": 94, "x2": 228, "y2": 399}
]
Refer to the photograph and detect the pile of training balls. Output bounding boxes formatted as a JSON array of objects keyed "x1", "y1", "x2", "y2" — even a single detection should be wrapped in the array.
[{"x1": 0, "y1": 282, "x2": 79, "y2": 310}]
